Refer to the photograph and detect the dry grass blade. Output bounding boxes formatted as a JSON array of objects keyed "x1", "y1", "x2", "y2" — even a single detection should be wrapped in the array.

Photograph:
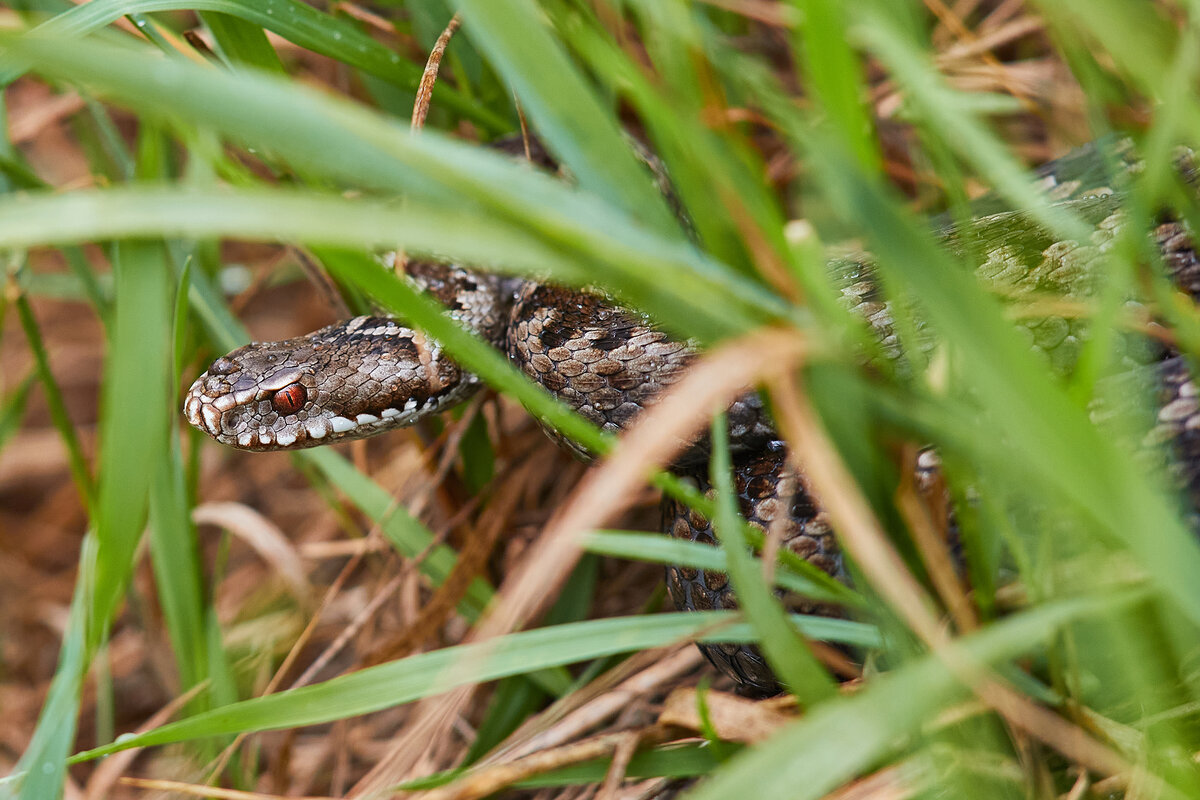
[
  {"x1": 118, "y1": 777, "x2": 331, "y2": 800},
  {"x1": 597, "y1": 730, "x2": 642, "y2": 800},
  {"x1": 936, "y1": 16, "x2": 1044, "y2": 64},
  {"x1": 658, "y1": 687, "x2": 793, "y2": 744},
  {"x1": 923, "y1": 0, "x2": 1037, "y2": 109},
  {"x1": 819, "y1": 764, "x2": 921, "y2": 800},
  {"x1": 420, "y1": 726, "x2": 675, "y2": 800},
  {"x1": 192, "y1": 502, "x2": 312, "y2": 603},
  {"x1": 693, "y1": 0, "x2": 798, "y2": 27},
  {"x1": 346, "y1": 458, "x2": 540, "y2": 794},
  {"x1": 492, "y1": 645, "x2": 704, "y2": 763},
  {"x1": 768, "y1": 375, "x2": 944, "y2": 643},
  {"x1": 9, "y1": 90, "x2": 84, "y2": 145},
  {"x1": 351, "y1": 683, "x2": 478, "y2": 796},
  {"x1": 893, "y1": 446, "x2": 976, "y2": 634},
  {"x1": 412, "y1": 14, "x2": 461, "y2": 131}
]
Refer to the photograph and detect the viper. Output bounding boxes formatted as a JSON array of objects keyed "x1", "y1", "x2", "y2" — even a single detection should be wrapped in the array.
[{"x1": 183, "y1": 138, "x2": 1200, "y2": 695}]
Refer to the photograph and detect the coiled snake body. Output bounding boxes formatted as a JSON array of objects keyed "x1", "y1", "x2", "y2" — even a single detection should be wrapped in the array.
[{"x1": 184, "y1": 141, "x2": 1200, "y2": 695}]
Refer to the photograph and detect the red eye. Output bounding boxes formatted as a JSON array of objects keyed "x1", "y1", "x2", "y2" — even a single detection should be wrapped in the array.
[{"x1": 272, "y1": 383, "x2": 306, "y2": 415}]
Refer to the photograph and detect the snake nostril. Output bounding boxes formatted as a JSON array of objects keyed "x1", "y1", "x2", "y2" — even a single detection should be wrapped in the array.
[{"x1": 210, "y1": 356, "x2": 238, "y2": 376}]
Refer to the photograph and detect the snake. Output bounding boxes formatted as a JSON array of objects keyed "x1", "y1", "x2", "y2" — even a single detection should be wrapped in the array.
[{"x1": 183, "y1": 138, "x2": 1200, "y2": 696}]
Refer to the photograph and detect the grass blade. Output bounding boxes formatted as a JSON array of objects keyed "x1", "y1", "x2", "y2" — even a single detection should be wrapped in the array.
[
  {"x1": 686, "y1": 592, "x2": 1145, "y2": 800},
  {"x1": 12, "y1": 0, "x2": 507, "y2": 130},
  {"x1": 68, "y1": 612, "x2": 813, "y2": 761},
  {"x1": 452, "y1": 0, "x2": 680, "y2": 234},
  {"x1": 709, "y1": 414, "x2": 836, "y2": 704},
  {"x1": 90, "y1": 241, "x2": 173, "y2": 646}
]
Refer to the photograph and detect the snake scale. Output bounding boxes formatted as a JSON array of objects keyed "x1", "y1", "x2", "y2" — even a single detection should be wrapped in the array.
[{"x1": 184, "y1": 138, "x2": 1200, "y2": 695}]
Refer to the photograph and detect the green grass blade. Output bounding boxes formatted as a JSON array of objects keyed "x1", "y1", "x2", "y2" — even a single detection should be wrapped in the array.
[
  {"x1": 69, "y1": 612, "x2": 800, "y2": 761},
  {"x1": 709, "y1": 414, "x2": 836, "y2": 703},
  {"x1": 580, "y1": 8, "x2": 796, "y2": 278},
  {"x1": 14, "y1": 293, "x2": 95, "y2": 511},
  {"x1": 0, "y1": 176, "x2": 787, "y2": 340},
  {"x1": 852, "y1": 13, "x2": 1092, "y2": 243},
  {"x1": 90, "y1": 241, "x2": 173, "y2": 647},
  {"x1": 685, "y1": 591, "x2": 1146, "y2": 800},
  {"x1": 580, "y1": 530, "x2": 861, "y2": 607},
  {"x1": 148, "y1": 440, "x2": 211, "y2": 696},
  {"x1": 12, "y1": 0, "x2": 507, "y2": 130},
  {"x1": 198, "y1": 11, "x2": 284, "y2": 74},
  {"x1": 6, "y1": 537, "x2": 95, "y2": 800},
  {"x1": 451, "y1": 0, "x2": 680, "y2": 235},
  {"x1": 0, "y1": 370, "x2": 35, "y2": 455},
  {"x1": 789, "y1": 0, "x2": 881, "y2": 174}
]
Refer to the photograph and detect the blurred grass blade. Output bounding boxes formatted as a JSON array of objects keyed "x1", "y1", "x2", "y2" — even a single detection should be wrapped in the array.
[
  {"x1": 451, "y1": 0, "x2": 680, "y2": 235},
  {"x1": 0, "y1": 31, "x2": 790, "y2": 338},
  {"x1": 580, "y1": 530, "x2": 861, "y2": 607},
  {"x1": 709, "y1": 414, "x2": 836, "y2": 703},
  {"x1": 686, "y1": 591, "x2": 1143, "y2": 800},
  {"x1": 552, "y1": 8, "x2": 765, "y2": 273},
  {"x1": 198, "y1": 11, "x2": 284, "y2": 74},
  {"x1": 1032, "y1": 0, "x2": 1194, "y2": 119},
  {"x1": 13, "y1": 0, "x2": 507, "y2": 131},
  {"x1": 14, "y1": 294, "x2": 95, "y2": 511},
  {"x1": 852, "y1": 13, "x2": 1092, "y2": 242},
  {"x1": 70, "y1": 612, "x2": 801, "y2": 761},
  {"x1": 90, "y1": 241, "x2": 172, "y2": 646},
  {"x1": 7, "y1": 536, "x2": 95, "y2": 800},
  {"x1": 789, "y1": 0, "x2": 881, "y2": 174},
  {"x1": 0, "y1": 370, "x2": 35, "y2": 455}
]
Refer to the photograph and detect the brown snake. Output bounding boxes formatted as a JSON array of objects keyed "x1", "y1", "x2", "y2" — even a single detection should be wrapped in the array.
[{"x1": 184, "y1": 140, "x2": 1200, "y2": 695}]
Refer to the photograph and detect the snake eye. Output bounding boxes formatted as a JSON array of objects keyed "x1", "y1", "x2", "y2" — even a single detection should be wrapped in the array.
[{"x1": 272, "y1": 383, "x2": 307, "y2": 415}]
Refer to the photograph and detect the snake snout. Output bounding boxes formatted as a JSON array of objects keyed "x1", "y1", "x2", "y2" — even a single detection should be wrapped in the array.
[
  {"x1": 182, "y1": 373, "x2": 224, "y2": 438},
  {"x1": 183, "y1": 376, "x2": 205, "y2": 427}
]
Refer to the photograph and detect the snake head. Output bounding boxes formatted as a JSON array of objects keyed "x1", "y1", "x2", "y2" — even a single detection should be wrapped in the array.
[
  {"x1": 184, "y1": 343, "x2": 319, "y2": 451},
  {"x1": 183, "y1": 317, "x2": 477, "y2": 451}
]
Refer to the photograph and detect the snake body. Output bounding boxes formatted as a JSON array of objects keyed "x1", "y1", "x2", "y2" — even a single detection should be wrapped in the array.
[{"x1": 185, "y1": 140, "x2": 1200, "y2": 695}]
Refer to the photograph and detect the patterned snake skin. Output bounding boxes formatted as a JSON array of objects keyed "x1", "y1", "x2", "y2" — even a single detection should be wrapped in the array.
[{"x1": 184, "y1": 140, "x2": 1200, "y2": 695}]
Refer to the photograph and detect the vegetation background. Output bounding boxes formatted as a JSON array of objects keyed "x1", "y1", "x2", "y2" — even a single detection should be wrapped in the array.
[{"x1": 1, "y1": 0, "x2": 1199, "y2": 798}]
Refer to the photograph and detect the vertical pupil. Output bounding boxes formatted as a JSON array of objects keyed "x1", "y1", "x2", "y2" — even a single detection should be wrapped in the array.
[{"x1": 272, "y1": 383, "x2": 306, "y2": 415}]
